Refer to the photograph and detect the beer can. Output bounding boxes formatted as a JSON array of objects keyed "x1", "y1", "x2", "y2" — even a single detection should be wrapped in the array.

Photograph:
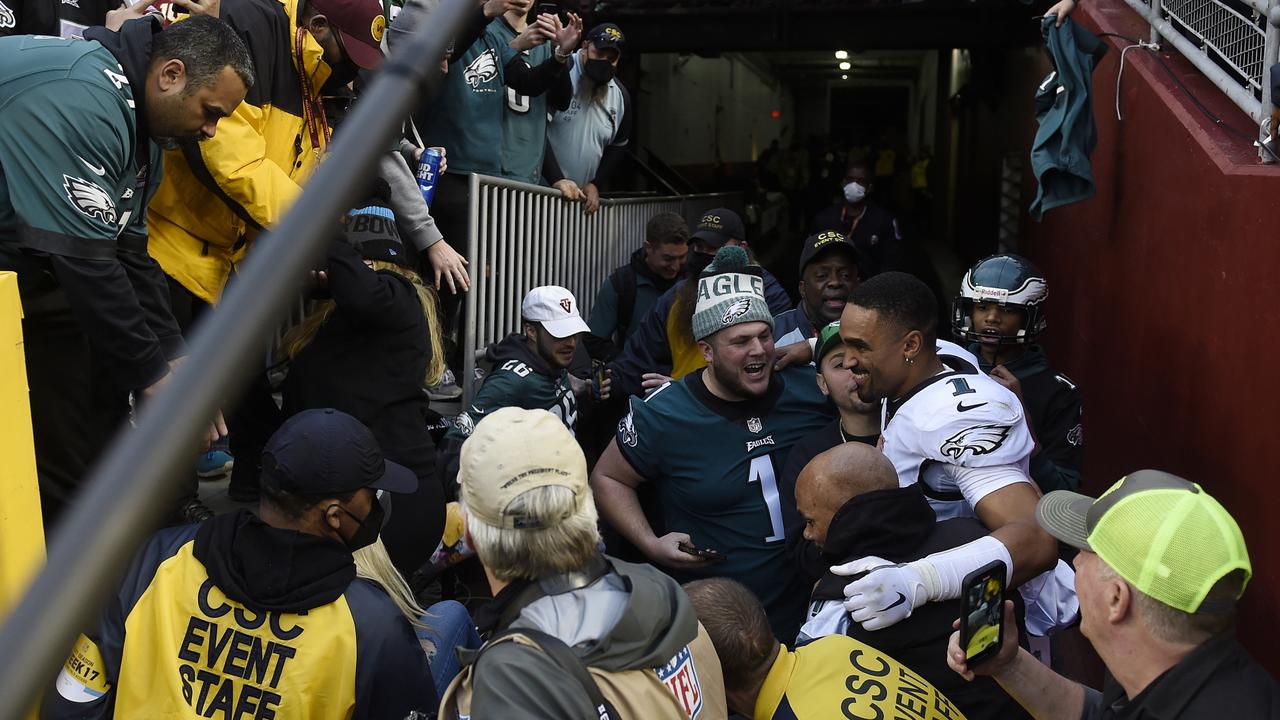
[{"x1": 416, "y1": 148, "x2": 443, "y2": 207}]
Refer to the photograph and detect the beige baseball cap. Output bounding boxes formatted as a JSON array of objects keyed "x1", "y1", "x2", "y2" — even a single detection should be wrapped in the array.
[{"x1": 459, "y1": 407, "x2": 588, "y2": 529}]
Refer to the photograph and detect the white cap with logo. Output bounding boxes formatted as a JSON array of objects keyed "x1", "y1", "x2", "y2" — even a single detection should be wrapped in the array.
[{"x1": 522, "y1": 285, "x2": 591, "y2": 339}]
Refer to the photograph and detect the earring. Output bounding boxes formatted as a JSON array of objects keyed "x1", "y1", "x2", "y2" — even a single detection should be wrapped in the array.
[{"x1": 905, "y1": 356, "x2": 915, "y2": 366}]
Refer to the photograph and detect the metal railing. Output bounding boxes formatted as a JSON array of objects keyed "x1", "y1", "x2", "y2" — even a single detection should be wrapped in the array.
[
  {"x1": 0, "y1": 0, "x2": 473, "y2": 714},
  {"x1": 461, "y1": 173, "x2": 737, "y2": 402},
  {"x1": 1124, "y1": 0, "x2": 1280, "y2": 158}
]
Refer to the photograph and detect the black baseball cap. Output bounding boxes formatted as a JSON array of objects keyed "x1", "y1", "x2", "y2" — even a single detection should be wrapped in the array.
[
  {"x1": 799, "y1": 229, "x2": 859, "y2": 276},
  {"x1": 586, "y1": 23, "x2": 625, "y2": 51},
  {"x1": 260, "y1": 409, "x2": 418, "y2": 496},
  {"x1": 691, "y1": 208, "x2": 745, "y2": 248}
]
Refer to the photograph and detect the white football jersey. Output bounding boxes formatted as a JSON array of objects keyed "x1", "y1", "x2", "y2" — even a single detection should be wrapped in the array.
[{"x1": 881, "y1": 340, "x2": 1036, "y2": 520}]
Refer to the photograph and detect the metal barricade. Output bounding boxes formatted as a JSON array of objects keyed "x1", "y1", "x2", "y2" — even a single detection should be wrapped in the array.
[
  {"x1": 462, "y1": 173, "x2": 738, "y2": 402},
  {"x1": 1123, "y1": 0, "x2": 1280, "y2": 159}
]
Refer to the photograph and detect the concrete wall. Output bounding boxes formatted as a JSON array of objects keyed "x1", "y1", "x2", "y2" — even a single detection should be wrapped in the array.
[
  {"x1": 637, "y1": 53, "x2": 793, "y2": 169},
  {"x1": 1024, "y1": 1, "x2": 1280, "y2": 672}
]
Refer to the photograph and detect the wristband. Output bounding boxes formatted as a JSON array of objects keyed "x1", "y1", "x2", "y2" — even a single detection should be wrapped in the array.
[{"x1": 905, "y1": 534, "x2": 1013, "y2": 602}]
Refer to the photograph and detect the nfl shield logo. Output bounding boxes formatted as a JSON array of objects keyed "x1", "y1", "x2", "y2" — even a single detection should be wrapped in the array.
[
  {"x1": 747, "y1": 417, "x2": 762, "y2": 434},
  {"x1": 656, "y1": 646, "x2": 704, "y2": 718},
  {"x1": 559, "y1": 298, "x2": 573, "y2": 313}
]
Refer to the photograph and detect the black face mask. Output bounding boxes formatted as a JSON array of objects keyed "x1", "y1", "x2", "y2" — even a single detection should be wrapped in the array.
[
  {"x1": 335, "y1": 490, "x2": 388, "y2": 552},
  {"x1": 685, "y1": 250, "x2": 714, "y2": 278},
  {"x1": 584, "y1": 58, "x2": 615, "y2": 85},
  {"x1": 323, "y1": 58, "x2": 360, "y2": 95}
]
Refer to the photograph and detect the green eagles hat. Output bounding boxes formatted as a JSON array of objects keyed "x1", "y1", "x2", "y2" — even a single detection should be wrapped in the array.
[
  {"x1": 1036, "y1": 469, "x2": 1252, "y2": 614},
  {"x1": 692, "y1": 246, "x2": 773, "y2": 342},
  {"x1": 815, "y1": 320, "x2": 843, "y2": 365}
]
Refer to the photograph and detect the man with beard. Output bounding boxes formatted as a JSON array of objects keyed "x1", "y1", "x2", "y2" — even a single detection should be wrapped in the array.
[
  {"x1": 439, "y1": 286, "x2": 605, "y2": 488},
  {"x1": 831, "y1": 272, "x2": 1070, "y2": 639},
  {"x1": 778, "y1": 320, "x2": 881, "y2": 584},
  {"x1": 143, "y1": 0, "x2": 387, "y2": 518},
  {"x1": 544, "y1": 22, "x2": 630, "y2": 215},
  {"x1": 608, "y1": 208, "x2": 792, "y2": 400},
  {"x1": 0, "y1": 15, "x2": 250, "y2": 529},
  {"x1": 590, "y1": 246, "x2": 833, "y2": 641},
  {"x1": 772, "y1": 230, "x2": 859, "y2": 346}
]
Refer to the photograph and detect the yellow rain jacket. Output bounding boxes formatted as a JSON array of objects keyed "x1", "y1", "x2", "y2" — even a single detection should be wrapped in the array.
[{"x1": 147, "y1": 0, "x2": 332, "y2": 304}]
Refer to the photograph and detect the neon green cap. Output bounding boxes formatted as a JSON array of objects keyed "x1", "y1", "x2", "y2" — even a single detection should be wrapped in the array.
[{"x1": 1037, "y1": 469, "x2": 1252, "y2": 614}]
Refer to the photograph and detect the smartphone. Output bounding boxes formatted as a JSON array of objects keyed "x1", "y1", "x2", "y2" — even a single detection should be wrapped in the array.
[
  {"x1": 535, "y1": 2, "x2": 561, "y2": 21},
  {"x1": 959, "y1": 560, "x2": 1007, "y2": 666},
  {"x1": 678, "y1": 542, "x2": 727, "y2": 563}
]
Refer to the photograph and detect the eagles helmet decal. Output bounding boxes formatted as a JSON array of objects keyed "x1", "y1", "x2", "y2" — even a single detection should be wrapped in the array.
[
  {"x1": 63, "y1": 175, "x2": 117, "y2": 225},
  {"x1": 940, "y1": 423, "x2": 1012, "y2": 461}
]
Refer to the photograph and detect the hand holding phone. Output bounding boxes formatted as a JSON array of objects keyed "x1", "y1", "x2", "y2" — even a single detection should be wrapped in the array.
[
  {"x1": 959, "y1": 560, "x2": 1007, "y2": 666},
  {"x1": 678, "y1": 542, "x2": 727, "y2": 563}
]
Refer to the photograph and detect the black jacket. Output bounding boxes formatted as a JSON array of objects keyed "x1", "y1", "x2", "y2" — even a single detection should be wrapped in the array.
[
  {"x1": 812, "y1": 202, "x2": 903, "y2": 278},
  {"x1": 779, "y1": 418, "x2": 879, "y2": 585},
  {"x1": 975, "y1": 345, "x2": 1083, "y2": 493},
  {"x1": 809, "y1": 484, "x2": 1030, "y2": 720},
  {"x1": 42, "y1": 511, "x2": 437, "y2": 719},
  {"x1": 284, "y1": 241, "x2": 435, "y2": 475}
]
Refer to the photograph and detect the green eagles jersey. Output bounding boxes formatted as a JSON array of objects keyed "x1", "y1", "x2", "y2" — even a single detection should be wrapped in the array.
[
  {"x1": 486, "y1": 19, "x2": 552, "y2": 183},
  {"x1": 617, "y1": 367, "x2": 834, "y2": 640},
  {"x1": 416, "y1": 19, "x2": 517, "y2": 176},
  {"x1": 449, "y1": 357, "x2": 578, "y2": 440},
  {"x1": 0, "y1": 35, "x2": 160, "y2": 259}
]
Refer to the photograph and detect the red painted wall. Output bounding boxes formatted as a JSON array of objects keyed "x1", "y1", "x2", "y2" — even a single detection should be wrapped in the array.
[{"x1": 1023, "y1": 1, "x2": 1280, "y2": 671}]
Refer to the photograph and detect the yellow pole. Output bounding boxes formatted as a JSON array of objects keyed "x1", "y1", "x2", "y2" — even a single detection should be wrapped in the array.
[
  {"x1": 0, "y1": 271, "x2": 44, "y2": 618},
  {"x1": 0, "y1": 272, "x2": 45, "y2": 718}
]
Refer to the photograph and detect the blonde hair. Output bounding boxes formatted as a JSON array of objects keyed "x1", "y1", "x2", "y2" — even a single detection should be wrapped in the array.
[
  {"x1": 353, "y1": 538, "x2": 431, "y2": 637},
  {"x1": 280, "y1": 260, "x2": 446, "y2": 386},
  {"x1": 461, "y1": 486, "x2": 601, "y2": 583}
]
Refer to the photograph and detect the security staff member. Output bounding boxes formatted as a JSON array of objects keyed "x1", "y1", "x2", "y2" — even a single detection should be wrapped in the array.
[
  {"x1": 0, "y1": 16, "x2": 249, "y2": 528},
  {"x1": 812, "y1": 162, "x2": 903, "y2": 279},
  {"x1": 44, "y1": 409, "x2": 437, "y2": 719}
]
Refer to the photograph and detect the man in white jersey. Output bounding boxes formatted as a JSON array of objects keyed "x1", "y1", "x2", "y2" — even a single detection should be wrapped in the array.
[{"x1": 832, "y1": 271, "x2": 1064, "y2": 632}]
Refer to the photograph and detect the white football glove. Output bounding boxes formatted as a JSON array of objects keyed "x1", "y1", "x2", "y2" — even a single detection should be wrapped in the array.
[{"x1": 832, "y1": 556, "x2": 929, "y2": 631}]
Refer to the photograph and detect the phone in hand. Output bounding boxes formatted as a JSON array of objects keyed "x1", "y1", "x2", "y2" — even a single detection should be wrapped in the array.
[
  {"x1": 959, "y1": 560, "x2": 1007, "y2": 666},
  {"x1": 535, "y1": 2, "x2": 562, "y2": 21},
  {"x1": 678, "y1": 542, "x2": 727, "y2": 563}
]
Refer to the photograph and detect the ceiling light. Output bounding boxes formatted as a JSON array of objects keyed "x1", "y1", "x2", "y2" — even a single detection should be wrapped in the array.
[
  {"x1": 839, "y1": 61, "x2": 851, "y2": 70},
  {"x1": 835, "y1": 50, "x2": 849, "y2": 60},
  {"x1": 842, "y1": 74, "x2": 848, "y2": 80}
]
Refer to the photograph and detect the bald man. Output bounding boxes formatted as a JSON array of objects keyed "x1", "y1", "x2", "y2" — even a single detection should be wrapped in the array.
[{"x1": 795, "y1": 443, "x2": 1031, "y2": 720}]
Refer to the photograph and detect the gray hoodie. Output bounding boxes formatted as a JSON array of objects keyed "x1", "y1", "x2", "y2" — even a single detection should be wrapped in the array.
[{"x1": 463, "y1": 558, "x2": 725, "y2": 719}]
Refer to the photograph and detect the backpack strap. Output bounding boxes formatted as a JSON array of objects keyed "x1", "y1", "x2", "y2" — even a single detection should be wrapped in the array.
[{"x1": 482, "y1": 628, "x2": 623, "y2": 720}]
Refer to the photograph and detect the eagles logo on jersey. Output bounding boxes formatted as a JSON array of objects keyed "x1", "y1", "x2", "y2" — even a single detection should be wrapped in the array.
[
  {"x1": 0, "y1": 1, "x2": 14, "y2": 28},
  {"x1": 940, "y1": 424, "x2": 1012, "y2": 461},
  {"x1": 63, "y1": 175, "x2": 117, "y2": 224},
  {"x1": 463, "y1": 50, "x2": 499, "y2": 90}
]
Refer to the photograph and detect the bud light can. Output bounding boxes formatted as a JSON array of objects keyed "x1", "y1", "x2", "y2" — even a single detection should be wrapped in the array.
[{"x1": 416, "y1": 148, "x2": 442, "y2": 207}]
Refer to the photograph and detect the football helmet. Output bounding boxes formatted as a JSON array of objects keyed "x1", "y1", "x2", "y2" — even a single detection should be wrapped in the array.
[{"x1": 953, "y1": 254, "x2": 1048, "y2": 345}]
